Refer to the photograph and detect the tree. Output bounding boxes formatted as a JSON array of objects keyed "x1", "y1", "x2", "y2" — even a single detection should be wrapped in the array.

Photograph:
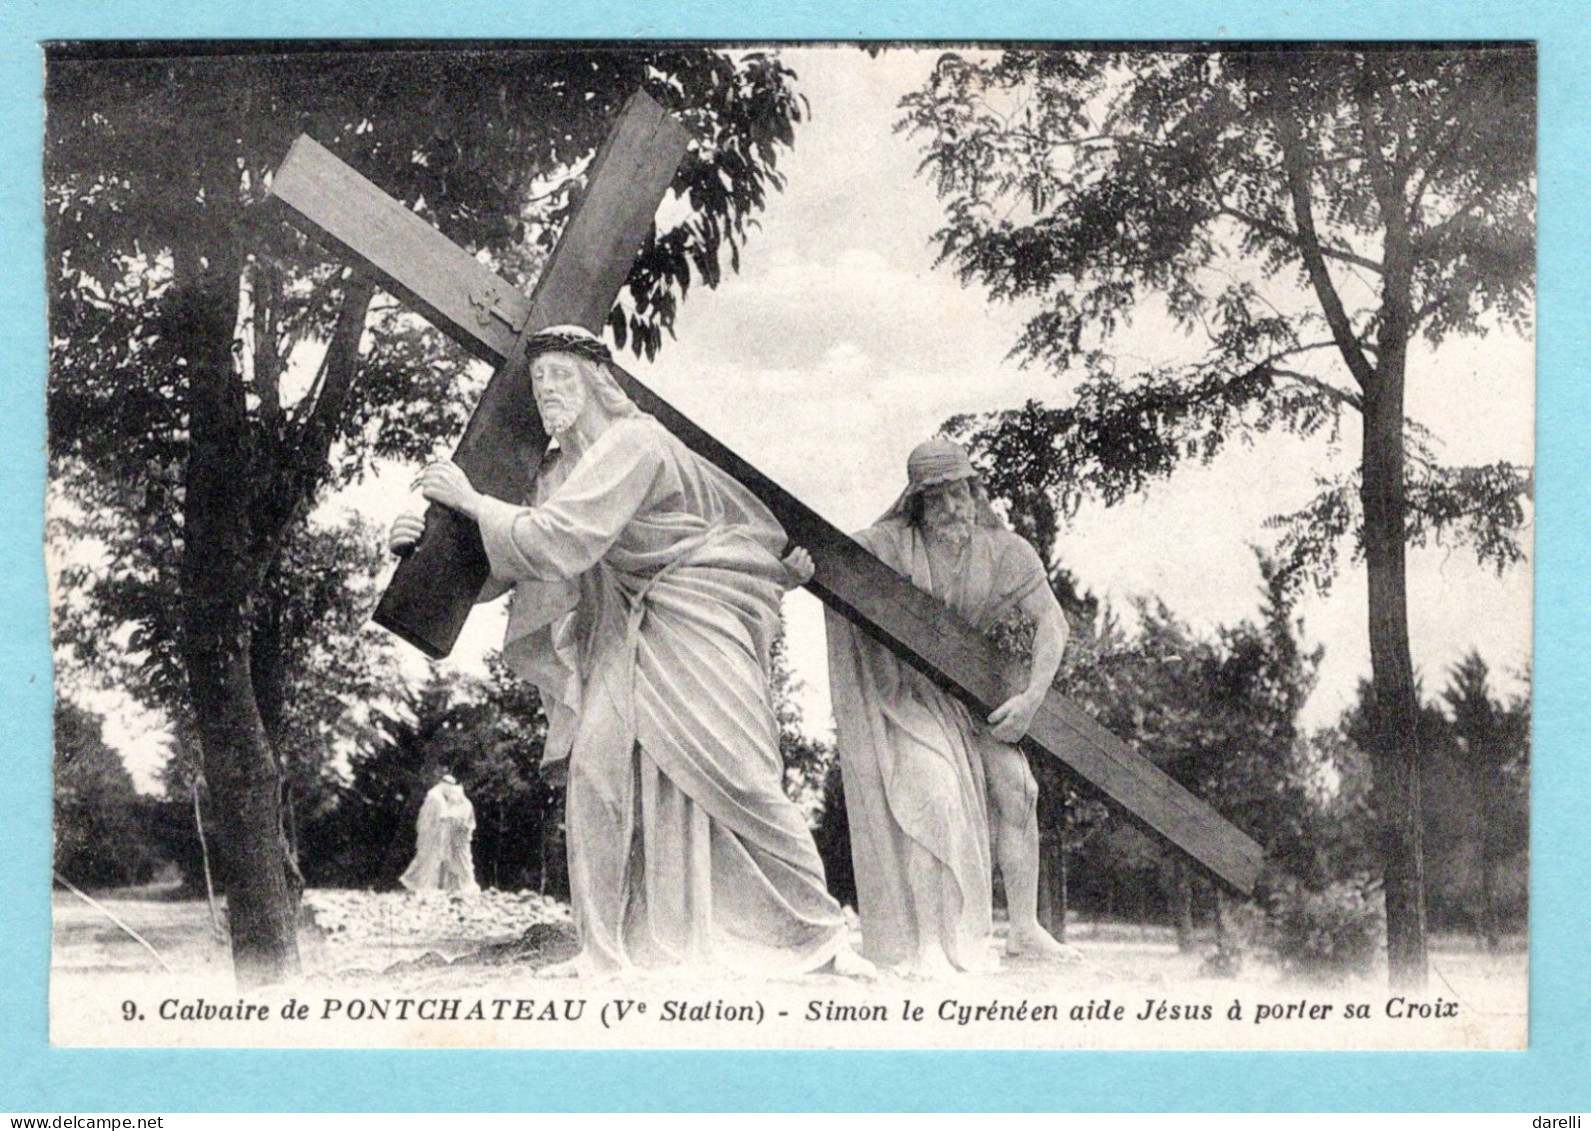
[
  {"x1": 261, "y1": 519, "x2": 402, "y2": 875},
  {"x1": 1439, "y1": 653, "x2": 1529, "y2": 947},
  {"x1": 46, "y1": 44, "x2": 808, "y2": 983},
  {"x1": 1139, "y1": 561, "x2": 1322, "y2": 884},
  {"x1": 1338, "y1": 656, "x2": 1530, "y2": 954},
  {"x1": 469, "y1": 656, "x2": 562, "y2": 895},
  {"x1": 901, "y1": 45, "x2": 1534, "y2": 987},
  {"x1": 56, "y1": 510, "x2": 404, "y2": 893},
  {"x1": 53, "y1": 699, "x2": 161, "y2": 890},
  {"x1": 1049, "y1": 559, "x2": 1325, "y2": 951},
  {"x1": 769, "y1": 619, "x2": 834, "y2": 821}
]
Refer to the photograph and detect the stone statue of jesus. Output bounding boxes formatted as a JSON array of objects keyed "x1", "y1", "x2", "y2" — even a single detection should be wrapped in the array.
[{"x1": 392, "y1": 326, "x2": 870, "y2": 978}]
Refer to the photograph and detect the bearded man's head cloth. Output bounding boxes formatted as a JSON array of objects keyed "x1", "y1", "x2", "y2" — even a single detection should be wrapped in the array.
[
  {"x1": 521, "y1": 324, "x2": 642, "y2": 428},
  {"x1": 880, "y1": 436, "x2": 1005, "y2": 529}
]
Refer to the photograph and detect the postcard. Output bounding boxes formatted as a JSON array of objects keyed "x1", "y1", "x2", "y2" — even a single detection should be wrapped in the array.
[{"x1": 26, "y1": 29, "x2": 1572, "y2": 1102}]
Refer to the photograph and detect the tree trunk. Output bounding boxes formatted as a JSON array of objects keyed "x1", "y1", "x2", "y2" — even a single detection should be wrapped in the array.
[
  {"x1": 180, "y1": 571, "x2": 300, "y2": 985},
  {"x1": 172, "y1": 238, "x2": 377, "y2": 981},
  {"x1": 251, "y1": 597, "x2": 286, "y2": 743},
  {"x1": 174, "y1": 241, "x2": 301, "y2": 986},
  {"x1": 1057, "y1": 835, "x2": 1070, "y2": 944},
  {"x1": 1361, "y1": 220, "x2": 1430, "y2": 991},
  {"x1": 1059, "y1": 836, "x2": 1069, "y2": 940},
  {"x1": 1037, "y1": 833, "x2": 1067, "y2": 942},
  {"x1": 187, "y1": 657, "x2": 301, "y2": 986},
  {"x1": 495, "y1": 801, "x2": 505, "y2": 891},
  {"x1": 192, "y1": 779, "x2": 222, "y2": 938},
  {"x1": 1480, "y1": 829, "x2": 1502, "y2": 953},
  {"x1": 538, "y1": 812, "x2": 552, "y2": 895},
  {"x1": 1285, "y1": 103, "x2": 1430, "y2": 990},
  {"x1": 1172, "y1": 858, "x2": 1197, "y2": 953}
]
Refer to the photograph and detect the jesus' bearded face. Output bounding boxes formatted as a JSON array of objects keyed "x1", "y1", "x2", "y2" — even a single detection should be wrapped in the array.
[
  {"x1": 531, "y1": 352, "x2": 589, "y2": 436},
  {"x1": 920, "y1": 478, "x2": 975, "y2": 548}
]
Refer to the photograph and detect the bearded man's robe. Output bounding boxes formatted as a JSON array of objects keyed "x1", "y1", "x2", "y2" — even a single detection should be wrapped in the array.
[
  {"x1": 474, "y1": 414, "x2": 845, "y2": 974},
  {"x1": 826, "y1": 515, "x2": 1049, "y2": 971}
]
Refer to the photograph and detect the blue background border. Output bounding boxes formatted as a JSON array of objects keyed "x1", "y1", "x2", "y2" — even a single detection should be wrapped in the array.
[{"x1": 4, "y1": 0, "x2": 1584, "y2": 1113}]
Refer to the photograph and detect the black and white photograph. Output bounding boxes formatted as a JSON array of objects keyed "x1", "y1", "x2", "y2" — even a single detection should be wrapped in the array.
[{"x1": 44, "y1": 41, "x2": 1534, "y2": 1051}]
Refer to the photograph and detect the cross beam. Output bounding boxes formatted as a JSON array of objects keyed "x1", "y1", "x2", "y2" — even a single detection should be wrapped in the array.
[{"x1": 267, "y1": 107, "x2": 1265, "y2": 894}]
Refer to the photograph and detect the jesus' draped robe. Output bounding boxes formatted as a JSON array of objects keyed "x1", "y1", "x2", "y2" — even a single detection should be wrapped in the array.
[
  {"x1": 825, "y1": 516, "x2": 1049, "y2": 971},
  {"x1": 474, "y1": 414, "x2": 846, "y2": 974}
]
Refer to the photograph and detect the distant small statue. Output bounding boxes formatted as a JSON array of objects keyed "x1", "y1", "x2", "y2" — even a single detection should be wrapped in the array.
[{"x1": 400, "y1": 772, "x2": 480, "y2": 894}]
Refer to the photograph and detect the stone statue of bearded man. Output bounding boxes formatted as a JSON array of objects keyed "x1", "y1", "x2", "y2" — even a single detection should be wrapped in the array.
[{"x1": 827, "y1": 437, "x2": 1075, "y2": 975}]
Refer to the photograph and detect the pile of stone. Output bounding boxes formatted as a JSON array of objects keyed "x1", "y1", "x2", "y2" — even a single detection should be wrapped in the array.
[{"x1": 302, "y1": 888, "x2": 571, "y2": 953}]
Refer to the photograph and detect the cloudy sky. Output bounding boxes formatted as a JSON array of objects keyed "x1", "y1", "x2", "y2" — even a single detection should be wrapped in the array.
[{"x1": 105, "y1": 44, "x2": 1532, "y2": 789}]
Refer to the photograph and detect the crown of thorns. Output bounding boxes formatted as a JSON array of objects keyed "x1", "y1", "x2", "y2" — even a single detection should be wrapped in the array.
[{"x1": 523, "y1": 326, "x2": 614, "y2": 367}]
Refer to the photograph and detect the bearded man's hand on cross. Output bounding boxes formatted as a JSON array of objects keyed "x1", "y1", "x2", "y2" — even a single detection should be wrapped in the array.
[
  {"x1": 987, "y1": 687, "x2": 1045, "y2": 744},
  {"x1": 781, "y1": 545, "x2": 815, "y2": 589}
]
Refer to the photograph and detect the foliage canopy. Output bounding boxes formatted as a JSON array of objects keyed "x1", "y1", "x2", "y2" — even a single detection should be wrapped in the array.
[{"x1": 904, "y1": 46, "x2": 1534, "y2": 591}]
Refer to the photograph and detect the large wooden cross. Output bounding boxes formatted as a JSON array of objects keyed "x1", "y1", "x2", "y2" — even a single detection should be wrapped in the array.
[{"x1": 269, "y1": 92, "x2": 1264, "y2": 894}]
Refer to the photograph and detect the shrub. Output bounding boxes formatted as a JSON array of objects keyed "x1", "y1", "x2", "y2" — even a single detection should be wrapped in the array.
[{"x1": 1266, "y1": 876, "x2": 1383, "y2": 983}]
